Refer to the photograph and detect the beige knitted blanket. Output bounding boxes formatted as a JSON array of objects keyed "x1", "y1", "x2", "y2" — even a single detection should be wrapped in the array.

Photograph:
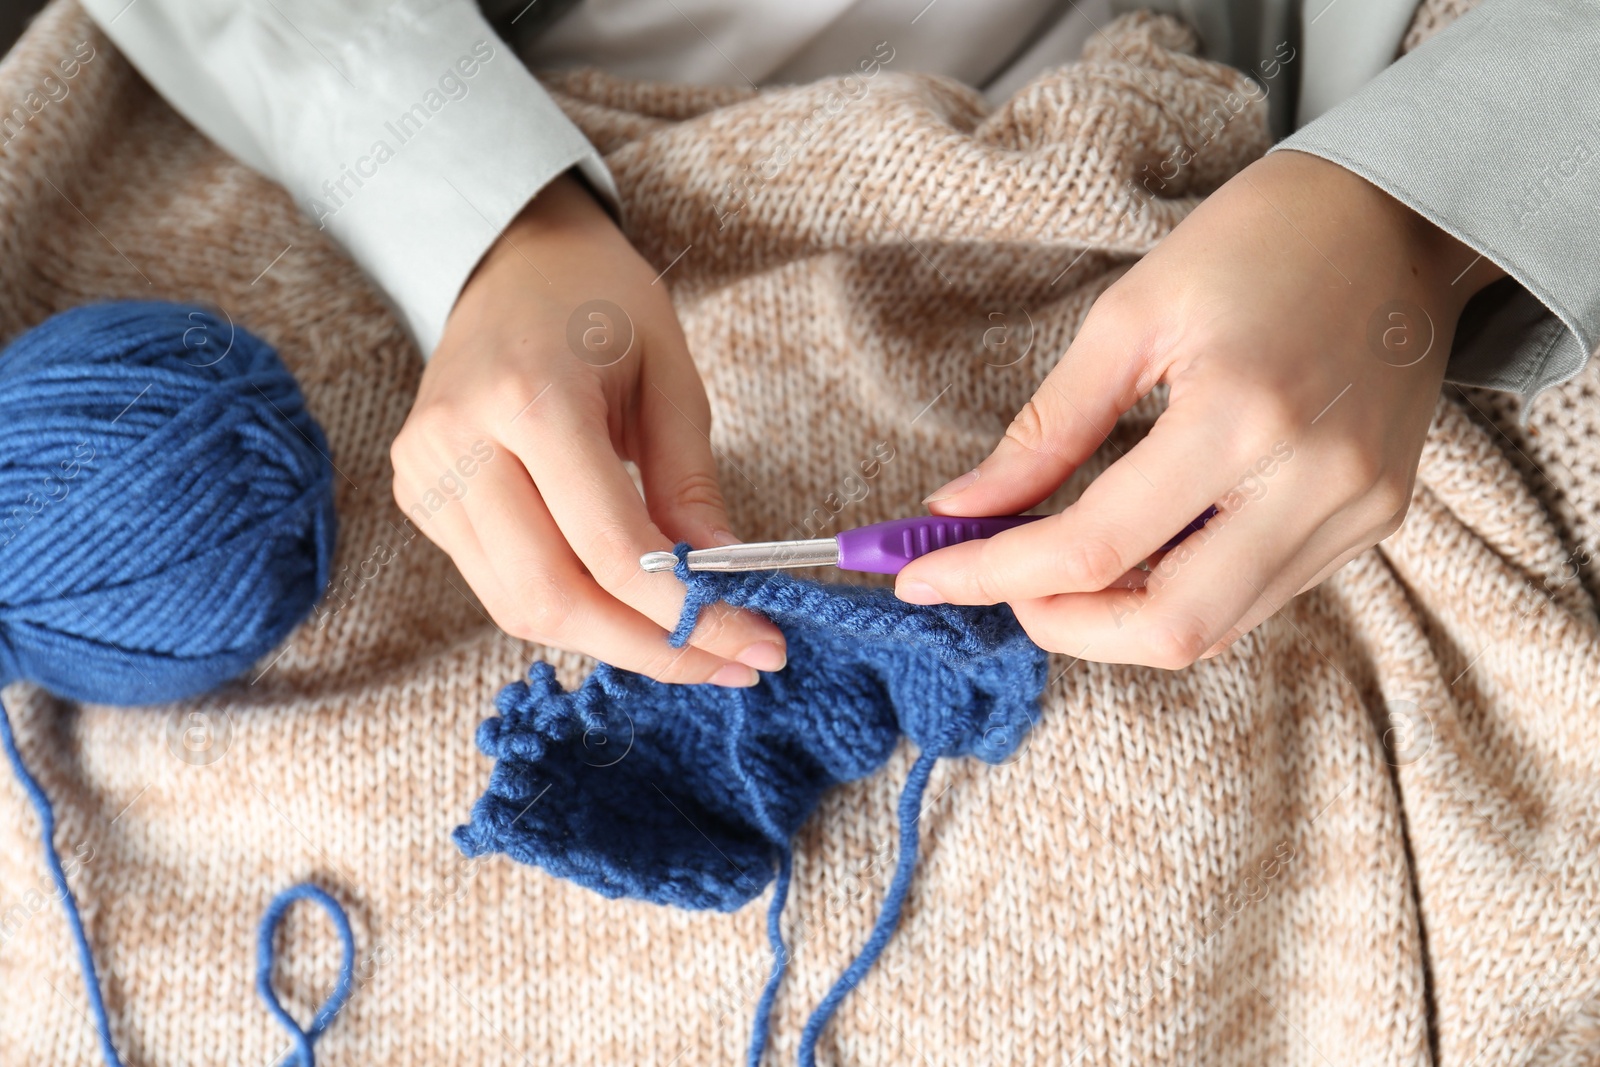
[{"x1": 2, "y1": 1, "x2": 1597, "y2": 1063}]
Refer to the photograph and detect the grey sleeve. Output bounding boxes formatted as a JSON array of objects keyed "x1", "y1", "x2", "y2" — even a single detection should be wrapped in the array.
[{"x1": 1268, "y1": 0, "x2": 1600, "y2": 399}]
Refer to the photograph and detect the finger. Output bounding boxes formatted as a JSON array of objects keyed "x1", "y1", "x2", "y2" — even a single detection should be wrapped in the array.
[
  {"x1": 897, "y1": 410, "x2": 1241, "y2": 605},
  {"x1": 635, "y1": 363, "x2": 791, "y2": 667},
  {"x1": 634, "y1": 346, "x2": 739, "y2": 548},
  {"x1": 398, "y1": 457, "x2": 740, "y2": 684},
  {"x1": 459, "y1": 457, "x2": 759, "y2": 685},
  {"x1": 1006, "y1": 488, "x2": 1324, "y2": 669},
  {"x1": 507, "y1": 403, "x2": 787, "y2": 671},
  {"x1": 396, "y1": 462, "x2": 582, "y2": 652},
  {"x1": 922, "y1": 306, "x2": 1149, "y2": 516},
  {"x1": 1197, "y1": 525, "x2": 1360, "y2": 660}
]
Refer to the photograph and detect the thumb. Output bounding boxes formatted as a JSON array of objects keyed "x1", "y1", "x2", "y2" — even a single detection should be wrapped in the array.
[{"x1": 925, "y1": 318, "x2": 1147, "y2": 517}]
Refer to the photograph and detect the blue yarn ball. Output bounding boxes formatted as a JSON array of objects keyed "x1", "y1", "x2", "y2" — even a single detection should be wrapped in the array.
[{"x1": 0, "y1": 301, "x2": 336, "y2": 705}]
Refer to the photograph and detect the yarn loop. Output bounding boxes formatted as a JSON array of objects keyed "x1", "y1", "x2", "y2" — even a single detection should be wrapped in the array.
[{"x1": 257, "y1": 884, "x2": 358, "y2": 1066}]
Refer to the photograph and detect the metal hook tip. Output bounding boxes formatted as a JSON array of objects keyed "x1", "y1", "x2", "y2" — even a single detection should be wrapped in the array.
[{"x1": 639, "y1": 551, "x2": 680, "y2": 573}]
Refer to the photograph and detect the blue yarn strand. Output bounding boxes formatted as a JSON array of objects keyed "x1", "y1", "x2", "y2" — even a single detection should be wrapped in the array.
[
  {"x1": 746, "y1": 848, "x2": 793, "y2": 1067},
  {"x1": 0, "y1": 691, "x2": 357, "y2": 1067},
  {"x1": 257, "y1": 883, "x2": 357, "y2": 1067},
  {"x1": 0, "y1": 697, "x2": 125, "y2": 1067},
  {"x1": 796, "y1": 717, "x2": 969, "y2": 1067}
]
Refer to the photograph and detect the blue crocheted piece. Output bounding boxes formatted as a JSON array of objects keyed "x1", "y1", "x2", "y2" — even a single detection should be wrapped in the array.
[{"x1": 454, "y1": 546, "x2": 1048, "y2": 912}]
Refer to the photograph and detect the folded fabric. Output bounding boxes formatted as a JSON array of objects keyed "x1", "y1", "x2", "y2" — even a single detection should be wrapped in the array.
[{"x1": 455, "y1": 545, "x2": 1048, "y2": 1062}]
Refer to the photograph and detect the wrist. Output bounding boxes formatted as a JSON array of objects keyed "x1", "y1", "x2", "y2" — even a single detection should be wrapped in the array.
[
  {"x1": 453, "y1": 171, "x2": 608, "y2": 319},
  {"x1": 1270, "y1": 149, "x2": 1503, "y2": 323},
  {"x1": 1414, "y1": 214, "x2": 1506, "y2": 322},
  {"x1": 504, "y1": 171, "x2": 607, "y2": 243}
]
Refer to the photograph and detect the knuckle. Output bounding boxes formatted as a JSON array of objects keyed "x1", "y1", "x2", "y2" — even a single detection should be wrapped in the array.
[
  {"x1": 402, "y1": 401, "x2": 466, "y2": 445},
  {"x1": 1144, "y1": 619, "x2": 1212, "y2": 671},
  {"x1": 585, "y1": 525, "x2": 647, "y2": 590},
  {"x1": 1055, "y1": 535, "x2": 1126, "y2": 590},
  {"x1": 965, "y1": 541, "x2": 1009, "y2": 604},
  {"x1": 972, "y1": 568, "x2": 1007, "y2": 606},
  {"x1": 1364, "y1": 473, "x2": 1412, "y2": 523},
  {"x1": 1373, "y1": 512, "x2": 1406, "y2": 542},
  {"x1": 558, "y1": 382, "x2": 611, "y2": 425},
  {"x1": 638, "y1": 644, "x2": 696, "y2": 684},
  {"x1": 1363, "y1": 505, "x2": 1407, "y2": 547},
  {"x1": 665, "y1": 468, "x2": 726, "y2": 516},
  {"x1": 388, "y1": 468, "x2": 410, "y2": 513},
  {"x1": 1002, "y1": 399, "x2": 1058, "y2": 458},
  {"x1": 388, "y1": 424, "x2": 413, "y2": 466},
  {"x1": 388, "y1": 424, "x2": 424, "y2": 476},
  {"x1": 1238, "y1": 387, "x2": 1299, "y2": 443},
  {"x1": 503, "y1": 572, "x2": 575, "y2": 643},
  {"x1": 391, "y1": 404, "x2": 480, "y2": 483},
  {"x1": 1324, "y1": 439, "x2": 1385, "y2": 500},
  {"x1": 684, "y1": 601, "x2": 733, "y2": 646},
  {"x1": 1012, "y1": 605, "x2": 1068, "y2": 655},
  {"x1": 1086, "y1": 280, "x2": 1138, "y2": 328}
]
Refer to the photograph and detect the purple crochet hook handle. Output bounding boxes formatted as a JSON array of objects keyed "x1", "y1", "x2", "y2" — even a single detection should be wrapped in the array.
[
  {"x1": 835, "y1": 506, "x2": 1219, "y2": 576},
  {"x1": 835, "y1": 515, "x2": 1043, "y2": 575}
]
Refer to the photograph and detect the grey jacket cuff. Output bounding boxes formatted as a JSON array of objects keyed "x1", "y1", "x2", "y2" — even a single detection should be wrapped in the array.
[{"x1": 1268, "y1": 0, "x2": 1600, "y2": 400}]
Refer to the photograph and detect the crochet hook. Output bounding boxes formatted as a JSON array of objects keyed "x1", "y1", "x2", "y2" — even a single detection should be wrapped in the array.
[
  {"x1": 638, "y1": 505, "x2": 1220, "y2": 577},
  {"x1": 640, "y1": 515, "x2": 1045, "y2": 576}
]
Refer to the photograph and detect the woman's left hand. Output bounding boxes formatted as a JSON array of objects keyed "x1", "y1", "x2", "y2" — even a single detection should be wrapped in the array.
[{"x1": 894, "y1": 149, "x2": 1503, "y2": 668}]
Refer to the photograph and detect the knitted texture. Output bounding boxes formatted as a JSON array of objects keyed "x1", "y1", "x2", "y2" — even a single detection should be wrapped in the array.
[
  {"x1": 3, "y1": 2, "x2": 1600, "y2": 1065},
  {"x1": 454, "y1": 551, "x2": 1045, "y2": 910},
  {"x1": 1401, "y1": 0, "x2": 1488, "y2": 51}
]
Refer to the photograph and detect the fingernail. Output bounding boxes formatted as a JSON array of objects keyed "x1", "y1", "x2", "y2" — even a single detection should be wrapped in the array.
[
  {"x1": 922, "y1": 469, "x2": 979, "y2": 504},
  {"x1": 896, "y1": 579, "x2": 946, "y2": 605},
  {"x1": 711, "y1": 529, "x2": 741, "y2": 547},
  {"x1": 710, "y1": 663, "x2": 760, "y2": 687},
  {"x1": 737, "y1": 640, "x2": 787, "y2": 672}
]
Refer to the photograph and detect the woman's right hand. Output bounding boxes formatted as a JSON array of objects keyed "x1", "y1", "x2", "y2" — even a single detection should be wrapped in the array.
[{"x1": 390, "y1": 173, "x2": 786, "y2": 686}]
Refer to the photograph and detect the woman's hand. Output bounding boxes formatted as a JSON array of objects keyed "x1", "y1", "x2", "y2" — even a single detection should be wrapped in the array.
[
  {"x1": 391, "y1": 173, "x2": 786, "y2": 685},
  {"x1": 895, "y1": 150, "x2": 1503, "y2": 668}
]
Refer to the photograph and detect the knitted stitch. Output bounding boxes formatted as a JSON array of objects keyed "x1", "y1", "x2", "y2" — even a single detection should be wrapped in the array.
[
  {"x1": 456, "y1": 546, "x2": 1048, "y2": 1061},
  {"x1": 455, "y1": 547, "x2": 1046, "y2": 908}
]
